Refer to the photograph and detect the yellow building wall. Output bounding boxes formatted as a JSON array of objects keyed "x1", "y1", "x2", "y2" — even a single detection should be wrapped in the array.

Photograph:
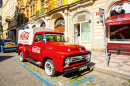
[
  {"x1": 63, "y1": 0, "x2": 68, "y2": 5},
  {"x1": 70, "y1": 0, "x2": 79, "y2": 3},
  {"x1": 92, "y1": 0, "x2": 107, "y2": 39}
]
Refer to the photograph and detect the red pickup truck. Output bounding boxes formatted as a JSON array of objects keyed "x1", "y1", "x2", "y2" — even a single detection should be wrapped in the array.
[{"x1": 18, "y1": 27, "x2": 94, "y2": 76}]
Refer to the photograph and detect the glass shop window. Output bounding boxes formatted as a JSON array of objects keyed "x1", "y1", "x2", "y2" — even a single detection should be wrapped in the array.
[{"x1": 110, "y1": 24, "x2": 130, "y2": 41}]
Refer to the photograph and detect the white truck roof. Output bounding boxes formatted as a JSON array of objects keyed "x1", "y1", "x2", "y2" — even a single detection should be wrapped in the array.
[{"x1": 18, "y1": 27, "x2": 54, "y2": 45}]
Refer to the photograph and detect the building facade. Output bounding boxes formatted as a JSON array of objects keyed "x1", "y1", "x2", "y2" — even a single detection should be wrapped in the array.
[
  {"x1": 0, "y1": 0, "x2": 2, "y2": 39},
  {"x1": 2, "y1": 0, "x2": 17, "y2": 41},
  {"x1": 2, "y1": 0, "x2": 130, "y2": 52},
  {"x1": 32, "y1": 0, "x2": 130, "y2": 51},
  {"x1": 30, "y1": 0, "x2": 104, "y2": 51}
]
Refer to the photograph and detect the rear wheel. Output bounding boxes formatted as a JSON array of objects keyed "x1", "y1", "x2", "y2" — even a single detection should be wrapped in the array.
[
  {"x1": 19, "y1": 51, "x2": 24, "y2": 62},
  {"x1": 44, "y1": 59, "x2": 56, "y2": 76}
]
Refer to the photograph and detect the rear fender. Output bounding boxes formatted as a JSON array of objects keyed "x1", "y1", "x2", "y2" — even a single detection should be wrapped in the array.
[{"x1": 19, "y1": 47, "x2": 29, "y2": 59}]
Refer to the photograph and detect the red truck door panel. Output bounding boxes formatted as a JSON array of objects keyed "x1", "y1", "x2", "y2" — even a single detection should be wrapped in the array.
[{"x1": 31, "y1": 34, "x2": 42, "y2": 61}]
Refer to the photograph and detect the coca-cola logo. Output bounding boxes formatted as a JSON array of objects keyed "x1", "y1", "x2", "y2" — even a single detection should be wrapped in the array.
[
  {"x1": 32, "y1": 46, "x2": 41, "y2": 53},
  {"x1": 20, "y1": 31, "x2": 30, "y2": 40}
]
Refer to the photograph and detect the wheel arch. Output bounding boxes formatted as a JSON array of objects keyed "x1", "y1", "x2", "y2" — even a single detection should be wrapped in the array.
[
  {"x1": 42, "y1": 57, "x2": 53, "y2": 69},
  {"x1": 18, "y1": 50, "x2": 22, "y2": 55}
]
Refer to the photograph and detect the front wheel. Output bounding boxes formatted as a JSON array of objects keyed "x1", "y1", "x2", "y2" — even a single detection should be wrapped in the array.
[
  {"x1": 44, "y1": 59, "x2": 56, "y2": 76},
  {"x1": 19, "y1": 51, "x2": 25, "y2": 62}
]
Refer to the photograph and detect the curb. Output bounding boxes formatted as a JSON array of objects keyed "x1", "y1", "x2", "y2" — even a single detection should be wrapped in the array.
[{"x1": 94, "y1": 67, "x2": 130, "y2": 80}]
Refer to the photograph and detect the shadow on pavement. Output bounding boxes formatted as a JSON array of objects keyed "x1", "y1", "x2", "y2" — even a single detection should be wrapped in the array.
[
  {"x1": 2, "y1": 51, "x2": 17, "y2": 53},
  {"x1": 62, "y1": 63, "x2": 96, "y2": 78},
  {"x1": 63, "y1": 69, "x2": 92, "y2": 78},
  {"x1": 0, "y1": 56, "x2": 13, "y2": 62}
]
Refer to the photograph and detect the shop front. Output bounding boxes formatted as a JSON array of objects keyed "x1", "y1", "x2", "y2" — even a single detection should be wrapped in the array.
[
  {"x1": 73, "y1": 12, "x2": 91, "y2": 50},
  {"x1": 105, "y1": 2, "x2": 130, "y2": 55}
]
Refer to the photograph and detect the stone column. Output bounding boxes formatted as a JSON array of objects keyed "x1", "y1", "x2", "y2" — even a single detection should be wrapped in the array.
[
  {"x1": 64, "y1": 10, "x2": 68, "y2": 42},
  {"x1": 46, "y1": 16, "x2": 51, "y2": 28}
]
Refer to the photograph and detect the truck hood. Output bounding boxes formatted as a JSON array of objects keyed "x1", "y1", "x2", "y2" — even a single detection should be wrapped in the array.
[{"x1": 45, "y1": 42, "x2": 87, "y2": 52}]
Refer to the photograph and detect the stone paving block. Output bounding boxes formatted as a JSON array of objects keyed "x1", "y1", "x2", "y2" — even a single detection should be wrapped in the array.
[
  {"x1": 109, "y1": 58, "x2": 124, "y2": 63},
  {"x1": 108, "y1": 62, "x2": 119, "y2": 67},
  {"x1": 120, "y1": 65, "x2": 130, "y2": 71},
  {"x1": 126, "y1": 62, "x2": 130, "y2": 66}
]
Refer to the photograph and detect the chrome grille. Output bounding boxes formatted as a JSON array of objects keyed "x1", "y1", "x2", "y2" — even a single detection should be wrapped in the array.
[{"x1": 70, "y1": 55, "x2": 86, "y2": 62}]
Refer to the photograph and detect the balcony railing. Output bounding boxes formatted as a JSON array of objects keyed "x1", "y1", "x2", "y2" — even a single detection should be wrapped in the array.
[
  {"x1": 35, "y1": 0, "x2": 84, "y2": 17},
  {"x1": 36, "y1": 9, "x2": 45, "y2": 17},
  {"x1": 36, "y1": 0, "x2": 68, "y2": 17}
]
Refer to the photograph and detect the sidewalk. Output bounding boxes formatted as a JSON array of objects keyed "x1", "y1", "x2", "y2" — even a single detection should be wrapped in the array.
[{"x1": 91, "y1": 51, "x2": 130, "y2": 80}]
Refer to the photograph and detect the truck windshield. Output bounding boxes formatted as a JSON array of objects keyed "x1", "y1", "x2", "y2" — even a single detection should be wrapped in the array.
[{"x1": 43, "y1": 34, "x2": 65, "y2": 42}]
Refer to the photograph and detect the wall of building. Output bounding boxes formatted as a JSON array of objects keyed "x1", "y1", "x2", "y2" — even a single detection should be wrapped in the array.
[
  {"x1": 2, "y1": 0, "x2": 17, "y2": 41},
  {"x1": 2, "y1": 0, "x2": 129, "y2": 52}
]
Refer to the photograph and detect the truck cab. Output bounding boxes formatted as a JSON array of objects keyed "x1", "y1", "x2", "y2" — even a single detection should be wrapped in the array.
[{"x1": 18, "y1": 27, "x2": 94, "y2": 76}]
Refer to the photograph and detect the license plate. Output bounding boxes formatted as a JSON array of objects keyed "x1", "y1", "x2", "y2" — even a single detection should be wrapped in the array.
[{"x1": 79, "y1": 66, "x2": 87, "y2": 71}]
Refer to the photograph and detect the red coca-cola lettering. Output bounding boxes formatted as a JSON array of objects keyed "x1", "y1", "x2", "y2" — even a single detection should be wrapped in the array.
[{"x1": 20, "y1": 31, "x2": 30, "y2": 40}]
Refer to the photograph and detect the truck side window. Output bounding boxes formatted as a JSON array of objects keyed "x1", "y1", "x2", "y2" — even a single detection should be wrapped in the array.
[{"x1": 34, "y1": 34, "x2": 42, "y2": 42}]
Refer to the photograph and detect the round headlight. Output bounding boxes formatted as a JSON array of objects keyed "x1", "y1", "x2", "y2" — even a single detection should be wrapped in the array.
[
  {"x1": 86, "y1": 54, "x2": 91, "y2": 59},
  {"x1": 65, "y1": 57, "x2": 70, "y2": 67},
  {"x1": 86, "y1": 54, "x2": 91, "y2": 61}
]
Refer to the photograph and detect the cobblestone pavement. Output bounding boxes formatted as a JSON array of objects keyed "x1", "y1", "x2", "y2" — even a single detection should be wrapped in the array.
[
  {"x1": 91, "y1": 51, "x2": 130, "y2": 80},
  {"x1": 0, "y1": 52, "x2": 130, "y2": 86},
  {"x1": 0, "y1": 52, "x2": 45, "y2": 86}
]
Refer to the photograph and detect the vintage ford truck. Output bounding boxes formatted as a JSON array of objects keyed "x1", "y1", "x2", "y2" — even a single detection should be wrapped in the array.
[{"x1": 18, "y1": 27, "x2": 94, "y2": 76}]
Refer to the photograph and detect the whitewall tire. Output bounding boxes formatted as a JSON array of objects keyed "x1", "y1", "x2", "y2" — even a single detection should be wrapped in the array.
[
  {"x1": 19, "y1": 52, "x2": 24, "y2": 62},
  {"x1": 44, "y1": 59, "x2": 56, "y2": 76}
]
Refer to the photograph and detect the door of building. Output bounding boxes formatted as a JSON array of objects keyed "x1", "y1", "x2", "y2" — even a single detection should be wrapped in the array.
[{"x1": 74, "y1": 24, "x2": 80, "y2": 44}]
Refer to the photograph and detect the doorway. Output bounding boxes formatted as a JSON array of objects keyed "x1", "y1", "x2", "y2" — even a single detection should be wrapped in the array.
[{"x1": 74, "y1": 24, "x2": 80, "y2": 44}]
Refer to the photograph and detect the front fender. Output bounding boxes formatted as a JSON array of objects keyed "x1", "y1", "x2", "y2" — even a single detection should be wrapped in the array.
[{"x1": 42, "y1": 51, "x2": 66, "y2": 73}]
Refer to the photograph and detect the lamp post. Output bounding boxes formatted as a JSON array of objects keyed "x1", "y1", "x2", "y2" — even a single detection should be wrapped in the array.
[{"x1": 99, "y1": 8, "x2": 108, "y2": 67}]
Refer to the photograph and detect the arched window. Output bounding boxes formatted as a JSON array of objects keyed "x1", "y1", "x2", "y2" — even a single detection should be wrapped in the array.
[
  {"x1": 54, "y1": 17, "x2": 65, "y2": 33},
  {"x1": 40, "y1": 22, "x2": 45, "y2": 27},
  {"x1": 32, "y1": 25, "x2": 36, "y2": 28}
]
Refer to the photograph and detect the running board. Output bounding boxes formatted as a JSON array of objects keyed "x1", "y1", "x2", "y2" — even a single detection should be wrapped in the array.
[{"x1": 25, "y1": 58, "x2": 41, "y2": 66}]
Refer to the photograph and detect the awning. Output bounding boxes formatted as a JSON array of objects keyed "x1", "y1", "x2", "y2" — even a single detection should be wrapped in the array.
[{"x1": 105, "y1": 13, "x2": 130, "y2": 26}]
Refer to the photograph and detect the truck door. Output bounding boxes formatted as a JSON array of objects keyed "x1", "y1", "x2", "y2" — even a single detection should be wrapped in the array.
[{"x1": 31, "y1": 34, "x2": 42, "y2": 61}]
